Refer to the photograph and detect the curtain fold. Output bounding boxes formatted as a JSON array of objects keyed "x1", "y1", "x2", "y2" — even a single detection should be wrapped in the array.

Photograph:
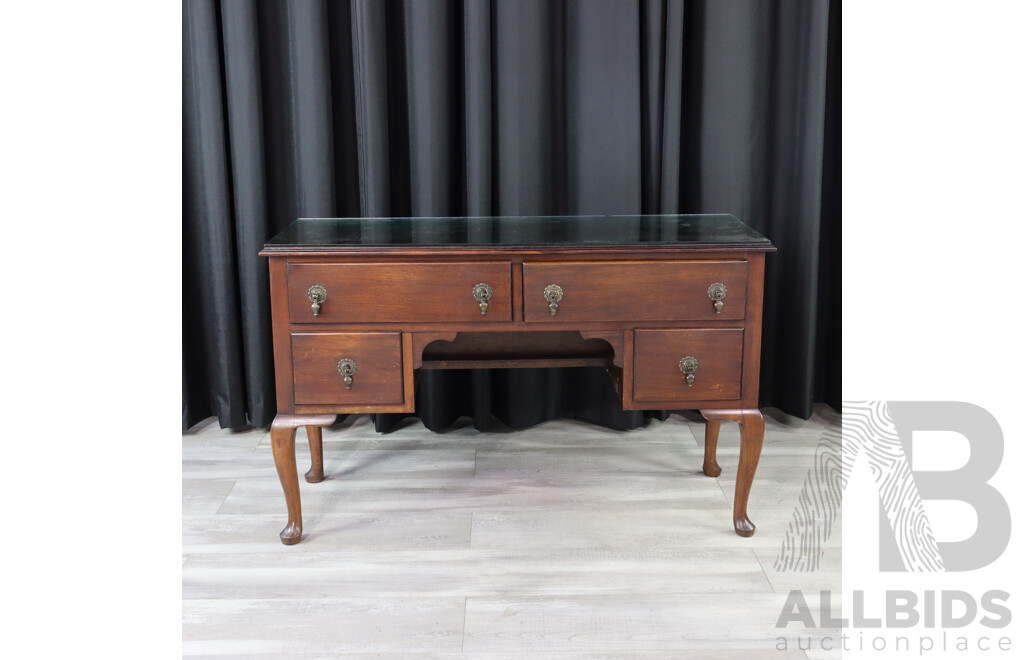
[
  {"x1": 184, "y1": 0, "x2": 248, "y2": 429},
  {"x1": 183, "y1": 0, "x2": 840, "y2": 430}
]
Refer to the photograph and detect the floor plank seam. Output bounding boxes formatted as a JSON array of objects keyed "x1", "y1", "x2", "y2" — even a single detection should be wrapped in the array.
[
  {"x1": 211, "y1": 480, "x2": 240, "y2": 516},
  {"x1": 752, "y1": 546, "x2": 776, "y2": 594},
  {"x1": 461, "y1": 596, "x2": 467, "y2": 653}
]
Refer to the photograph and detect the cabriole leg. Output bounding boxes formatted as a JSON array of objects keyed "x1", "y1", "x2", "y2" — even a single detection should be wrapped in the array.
[
  {"x1": 270, "y1": 414, "x2": 336, "y2": 545},
  {"x1": 733, "y1": 410, "x2": 765, "y2": 537},
  {"x1": 700, "y1": 409, "x2": 765, "y2": 537},
  {"x1": 702, "y1": 417, "x2": 723, "y2": 477},
  {"x1": 305, "y1": 425, "x2": 325, "y2": 483}
]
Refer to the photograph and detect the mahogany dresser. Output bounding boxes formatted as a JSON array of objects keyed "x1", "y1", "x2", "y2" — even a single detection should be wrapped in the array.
[{"x1": 260, "y1": 214, "x2": 775, "y2": 545}]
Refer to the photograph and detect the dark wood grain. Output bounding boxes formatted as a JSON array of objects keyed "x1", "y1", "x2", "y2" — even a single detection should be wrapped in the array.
[
  {"x1": 287, "y1": 262, "x2": 512, "y2": 323},
  {"x1": 739, "y1": 252, "x2": 766, "y2": 409},
  {"x1": 291, "y1": 332, "x2": 404, "y2": 405},
  {"x1": 293, "y1": 402, "x2": 414, "y2": 414},
  {"x1": 421, "y1": 358, "x2": 612, "y2": 370},
  {"x1": 702, "y1": 418, "x2": 723, "y2": 477},
  {"x1": 411, "y1": 331, "x2": 459, "y2": 369},
  {"x1": 417, "y1": 331, "x2": 617, "y2": 370},
  {"x1": 512, "y1": 262, "x2": 524, "y2": 322},
  {"x1": 419, "y1": 331, "x2": 615, "y2": 362},
  {"x1": 401, "y1": 333, "x2": 415, "y2": 411},
  {"x1": 632, "y1": 328, "x2": 744, "y2": 403},
  {"x1": 522, "y1": 260, "x2": 748, "y2": 322},
  {"x1": 578, "y1": 330, "x2": 624, "y2": 368},
  {"x1": 268, "y1": 258, "x2": 295, "y2": 413},
  {"x1": 271, "y1": 414, "x2": 337, "y2": 545},
  {"x1": 263, "y1": 219, "x2": 773, "y2": 543},
  {"x1": 304, "y1": 425, "x2": 324, "y2": 483},
  {"x1": 700, "y1": 409, "x2": 765, "y2": 537},
  {"x1": 621, "y1": 329, "x2": 635, "y2": 411}
]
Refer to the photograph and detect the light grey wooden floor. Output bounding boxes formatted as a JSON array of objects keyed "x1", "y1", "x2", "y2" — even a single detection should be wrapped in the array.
[{"x1": 183, "y1": 406, "x2": 841, "y2": 659}]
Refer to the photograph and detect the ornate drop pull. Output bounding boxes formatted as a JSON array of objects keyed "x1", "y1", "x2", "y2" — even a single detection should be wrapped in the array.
[
  {"x1": 707, "y1": 282, "x2": 727, "y2": 314},
  {"x1": 543, "y1": 284, "x2": 563, "y2": 317},
  {"x1": 472, "y1": 282, "x2": 493, "y2": 315},
  {"x1": 307, "y1": 284, "x2": 327, "y2": 316},
  {"x1": 337, "y1": 358, "x2": 357, "y2": 389},
  {"x1": 679, "y1": 356, "x2": 698, "y2": 388}
]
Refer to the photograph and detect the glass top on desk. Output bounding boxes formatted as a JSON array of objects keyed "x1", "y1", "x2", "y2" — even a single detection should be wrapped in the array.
[{"x1": 263, "y1": 214, "x2": 772, "y2": 249}]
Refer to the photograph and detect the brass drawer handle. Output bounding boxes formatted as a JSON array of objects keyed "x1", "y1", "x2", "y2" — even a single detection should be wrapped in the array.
[
  {"x1": 707, "y1": 282, "x2": 727, "y2": 314},
  {"x1": 472, "y1": 282, "x2": 493, "y2": 315},
  {"x1": 543, "y1": 284, "x2": 563, "y2": 317},
  {"x1": 337, "y1": 358, "x2": 357, "y2": 389},
  {"x1": 307, "y1": 284, "x2": 327, "y2": 316},
  {"x1": 679, "y1": 356, "x2": 698, "y2": 388}
]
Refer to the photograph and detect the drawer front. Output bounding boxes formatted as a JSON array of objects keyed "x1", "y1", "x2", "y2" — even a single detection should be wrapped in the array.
[
  {"x1": 633, "y1": 328, "x2": 744, "y2": 403},
  {"x1": 522, "y1": 260, "x2": 747, "y2": 322},
  {"x1": 288, "y1": 262, "x2": 512, "y2": 323},
  {"x1": 292, "y1": 332, "x2": 404, "y2": 405}
]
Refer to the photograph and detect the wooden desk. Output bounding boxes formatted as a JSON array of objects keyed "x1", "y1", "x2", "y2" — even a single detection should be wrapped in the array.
[{"x1": 261, "y1": 215, "x2": 775, "y2": 544}]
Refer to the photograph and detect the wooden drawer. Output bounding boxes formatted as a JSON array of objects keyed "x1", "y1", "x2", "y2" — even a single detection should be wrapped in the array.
[
  {"x1": 633, "y1": 328, "x2": 744, "y2": 403},
  {"x1": 292, "y1": 332, "x2": 404, "y2": 405},
  {"x1": 522, "y1": 260, "x2": 747, "y2": 322},
  {"x1": 288, "y1": 262, "x2": 512, "y2": 323}
]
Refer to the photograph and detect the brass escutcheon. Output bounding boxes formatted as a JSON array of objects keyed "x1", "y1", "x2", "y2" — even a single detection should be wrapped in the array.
[
  {"x1": 307, "y1": 284, "x2": 327, "y2": 316},
  {"x1": 472, "y1": 282, "x2": 493, "y2": 315},
  {"x1": 679, "y1": 355, "x2": 698, "y2": 388},
  {"x1": 337, "y1": 358, "x2": 357, "y2": 389},
  {"x1": 707, "y1": 282, "x2": 727, "y2": 314},
  {"x1": 543, "y1": 284, "x2": 564, "y2": 317}
]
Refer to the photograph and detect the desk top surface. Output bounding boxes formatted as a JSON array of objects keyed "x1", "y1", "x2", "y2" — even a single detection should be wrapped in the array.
[{"x1": 262, "y1": 214, "x2": 773, "y2": 253}]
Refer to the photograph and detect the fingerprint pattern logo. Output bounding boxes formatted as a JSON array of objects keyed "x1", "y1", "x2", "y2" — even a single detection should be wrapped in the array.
[
  {"x1": 773, "y1": 419, "x2": 842, "y2": 571},
  {"x1": 774, "y1": 401, "x2": 945, "y2": 572}
]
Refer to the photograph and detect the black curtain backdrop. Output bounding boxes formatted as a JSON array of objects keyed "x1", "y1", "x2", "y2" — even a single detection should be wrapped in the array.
[{"x1": 183, "y1": 0, "x2": 840, "y2": 431}]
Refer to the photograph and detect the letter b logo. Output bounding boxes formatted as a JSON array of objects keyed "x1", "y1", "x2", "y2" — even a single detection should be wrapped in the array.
[{"x1": 881, "y1": 402, "x2": 1010, "y2": 571}]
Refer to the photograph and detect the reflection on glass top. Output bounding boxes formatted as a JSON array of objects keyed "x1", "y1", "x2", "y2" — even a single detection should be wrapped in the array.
[{"x1": 264, "y1": 214, "x2": 771, "y2": 248}]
